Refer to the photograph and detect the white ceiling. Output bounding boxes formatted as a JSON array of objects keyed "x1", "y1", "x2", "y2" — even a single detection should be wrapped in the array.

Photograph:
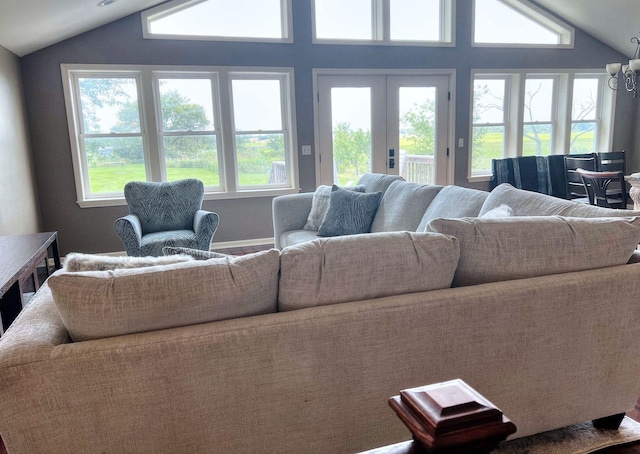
[{"x1": 0, "y1": 0, "x2": 639, "y2": 58}]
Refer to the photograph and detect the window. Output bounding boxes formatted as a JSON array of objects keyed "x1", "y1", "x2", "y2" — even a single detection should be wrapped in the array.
[
  {"x1": 469, "y1": 70, "x2": 613, "y2": 179},
  {"x1": 312, "y1": 0, "x2": 453, "y2": 45},
  {"x1": 62, "y1": 65, "x2": 298, "y2": 207},
  {"x1": 473, "y1": 0, "x2": 574, "y2": 48},
  {"x1": 522, "y1": 77, "x2": 555, "y2": 156},
  {"x1": 142, "y1": 0, "x2": 292, "y2": 43}
]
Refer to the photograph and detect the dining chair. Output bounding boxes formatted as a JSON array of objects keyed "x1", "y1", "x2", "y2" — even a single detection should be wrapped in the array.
[
  {"x1": 576, "y1": 168, "x2": 628, "y2": 209},
  {"x1": 564, "y1": 154, "x2": 597, "y2": 203}
]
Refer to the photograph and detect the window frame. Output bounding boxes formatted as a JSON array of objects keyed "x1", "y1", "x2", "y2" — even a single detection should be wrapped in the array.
[
  {"x1": 311, "y1": 0, "x2": 455, "y2": 47},
  {"x1": 141, "y1": 0, "x2": 293, "y2": 44},
  {"x1": 62, "y1": 64, "x2": 299, "y2": 208},
  {"x1": 468, "y1": 69, "x2": 614, "y2": 182},
  {"x1": 472, "y1": 0, "x2": 574, "y2": 49}
]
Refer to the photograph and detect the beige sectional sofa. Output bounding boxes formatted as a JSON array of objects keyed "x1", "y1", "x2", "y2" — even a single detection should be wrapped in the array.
[{"x1": 2, "y1": 176, "x2": 640, "y2": 453}]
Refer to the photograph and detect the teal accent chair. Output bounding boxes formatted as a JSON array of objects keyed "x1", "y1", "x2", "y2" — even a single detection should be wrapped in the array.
[{"x1": 114, "y1": 179, "x2": 219, "y2": 257}]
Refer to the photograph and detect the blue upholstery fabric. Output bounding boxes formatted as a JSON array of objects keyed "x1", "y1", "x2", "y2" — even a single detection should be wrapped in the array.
[
  {"x1": 114, "y1": 179, "x2": 219, "y2": 256},
  {"x1": 490, "y1": 156, "x2": 550, "y2": 194}
]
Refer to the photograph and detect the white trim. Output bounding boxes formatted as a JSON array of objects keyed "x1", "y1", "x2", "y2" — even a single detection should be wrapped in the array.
[{"x1": 141, "y1": 0, "x2": 293, "y2": 44}]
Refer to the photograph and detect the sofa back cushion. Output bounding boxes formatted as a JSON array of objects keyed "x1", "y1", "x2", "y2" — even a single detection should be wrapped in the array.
[
  {"x1": 356, "y1": 173, "x2": 405, "y2": 193},
  {"x1": 479, "y1": 183, "x2": 640, "y2": 218},
  {"x1": 278, "y1": 231, "x2": 459, "y2": 311},
  {"x1": 49, "y1": 249, "x2": 280, "y2": 341},
  {"x1": 417, "y1": 185, "x2": 489, "y2": 231},
  {"x1": 370, "y1": 180, "x2": 443, "y2": 232},
  {"x1": 426, "y1": 216, "x2": 640, "y2": 287}
]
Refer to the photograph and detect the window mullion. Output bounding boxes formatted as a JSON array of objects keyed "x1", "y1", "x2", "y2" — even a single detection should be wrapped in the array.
[
  {"x1": 142, "y1": 69, "x2": 163, "y2": 181},
  {"x1": 218, "y1": 71, "x2": 237, "y2": 193}
]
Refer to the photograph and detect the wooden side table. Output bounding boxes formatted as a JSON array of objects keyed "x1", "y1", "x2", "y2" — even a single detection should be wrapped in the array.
[
  {"x1": 360, "y1": 379, "x2": 516, "y2": 454},
  {"x1": 0, "y1": 232, "x2": 61, "y2": 334}
]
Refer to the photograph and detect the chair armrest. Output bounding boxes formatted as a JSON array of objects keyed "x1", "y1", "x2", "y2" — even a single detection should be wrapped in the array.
[
  {"x1": 272, "y1": 193, "x2": 314, "y2": 249},
  {"x1": 114, "y1": 214, "x2": 143, "y2": 256},
  {"x1": 194, "y1": 210, "x2": 220, "y2": 251}
]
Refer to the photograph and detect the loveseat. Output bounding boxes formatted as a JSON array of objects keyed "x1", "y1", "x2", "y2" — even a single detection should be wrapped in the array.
[{"x1": 2, "y1": 178, "x2": 640, "y2": 454}]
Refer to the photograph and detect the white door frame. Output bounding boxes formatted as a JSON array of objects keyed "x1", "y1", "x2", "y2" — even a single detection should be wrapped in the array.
[{"x1": 312, "y1": 68, "x2": 456, "y2": 186}]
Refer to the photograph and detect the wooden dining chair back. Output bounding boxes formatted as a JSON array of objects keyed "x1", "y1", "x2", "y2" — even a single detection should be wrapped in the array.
[
  {"x1": 564, "y1": 154, "x2": 597, "y2": 202},
  {"x1": 576, "y1": 169, "x2": 628, "y2": 209}
]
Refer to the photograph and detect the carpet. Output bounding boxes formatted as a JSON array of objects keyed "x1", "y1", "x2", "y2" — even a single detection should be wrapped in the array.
[{"x1": 495, "y1": 416, "x2": 640, "y2": 454}]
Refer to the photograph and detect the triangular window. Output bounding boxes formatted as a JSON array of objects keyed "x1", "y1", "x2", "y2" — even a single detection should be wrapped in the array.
[
  {"x1": 142, "y1": 0, "x2": 291, "y2": 42},
  {"x1": 474, "y1": 0, "x2": 573, "y2": 47}
]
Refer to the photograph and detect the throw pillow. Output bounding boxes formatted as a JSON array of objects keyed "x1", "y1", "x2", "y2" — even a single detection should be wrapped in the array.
[
  {"x1": 370, "y1": 180, "x2": 443, "y2": 233},
  {"x1": 426, "y1": 216, "x2": 640, "y2": 287},
  {"x1": 317, "y1": 186, "x2": 382, "y2": 237},
  {"x1": 279, "y1": 231, "x2": 460, "y2": 311},
  {"x1": 303, "y1": 184, "x2": 365, "y2": 231},
  {"x1": 479, "y1": 204, "x2": 513, "y2": 218},
  {"x1": 49, "y1": 249, "x2": 281, "y2": 342},
  {"x1": 163, "y1": 246, "x2": 230, "y2": 260},
  {"x1": 63, "y1": 252, "x2": 194, "y2": 272}
]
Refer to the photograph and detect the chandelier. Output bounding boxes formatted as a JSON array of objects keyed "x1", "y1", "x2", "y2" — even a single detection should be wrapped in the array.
[{"x1": 606, "y1": 33, "x2": 640, "y2": 97}]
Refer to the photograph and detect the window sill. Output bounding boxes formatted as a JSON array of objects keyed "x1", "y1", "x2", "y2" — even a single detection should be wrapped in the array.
[
  {"x1": 467, "y1": 175, "x2": 492, "y2": 183},
  {"x1": 75, "y1": 187, "x2": 301, "y2": 208}
]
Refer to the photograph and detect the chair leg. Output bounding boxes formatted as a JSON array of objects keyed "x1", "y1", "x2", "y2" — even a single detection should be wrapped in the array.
[{"x1": 592, "y1": 413, "x2": 625, "y2": 430}]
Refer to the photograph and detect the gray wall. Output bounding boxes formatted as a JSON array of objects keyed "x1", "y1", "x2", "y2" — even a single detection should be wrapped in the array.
[
  {"x1": 0, "y1": 45, "x2": 40, "y2": 235},
  {"x1": 19, "y1": 1, "x2": 638, "y2": 254}
]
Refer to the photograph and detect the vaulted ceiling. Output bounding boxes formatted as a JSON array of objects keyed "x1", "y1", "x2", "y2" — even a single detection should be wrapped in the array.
[{"x1": 0, "y1": 0, "x2": 638, "y2": 58}]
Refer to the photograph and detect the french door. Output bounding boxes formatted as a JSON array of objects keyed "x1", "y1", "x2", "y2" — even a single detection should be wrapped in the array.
[{"x1": 316, "y1": 73, "x2": 451, "y2": 186}]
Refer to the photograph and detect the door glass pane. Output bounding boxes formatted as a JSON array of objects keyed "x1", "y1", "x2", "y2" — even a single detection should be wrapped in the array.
[
  {"x1": 331, "y1": 87, "x2": 372, "y2": 186},
  {"x1": 78, "y1": 77, "x2": 139, "y2": 134},
  {"x1": 315, "y1": 0, "x2": 372, "y2": 40},
  {"x1": 399, "y1": 87, "x2": 436, "y2": 184},
  {"x1": 85, "y1": 137, "x2": 145, "y2": 194},
  {"x1": 390, "y1": 0, "x2": 440, "y2": 41},
  {"x1": 158, "y1": 78, "x2": 214, "y2": 131}
]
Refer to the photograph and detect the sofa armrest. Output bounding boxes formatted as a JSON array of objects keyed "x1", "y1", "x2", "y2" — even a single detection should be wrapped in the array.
[
  {"x1": 272, "y1": 192, "x2": 314, "y2": 249},
  {"x1": 0, "y1": 285, "x2": 70, "y2": 369},
  {"x1": 194, "y1": 210, "x2": 220, "y2": 251}
]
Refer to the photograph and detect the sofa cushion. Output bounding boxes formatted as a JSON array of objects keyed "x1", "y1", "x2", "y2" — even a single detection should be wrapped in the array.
[
  {"x1": 63, "y1": 252, "x2": 194, "y2": 272},
  {"x1": 49, "y1": 249, "x2": 280, "y2": 342},
  {"x1": 303, "y1": 184, "x2": 365, "y2": 231},
  {"x1": 370, "y1": 180, "x2": 443, "y2": 232},
  {"x1": 480, "y1": 204, "x2": 513, "y2": 218},
  {"x1": 417, "y1": 185, "x2": 489, "y2": 231},
  {"x1": 317, "y1": 186, "x2": 382, "y2": 237},
  {"x1": 426, "y1": 216, "x2": 640, "y2": 287},
  {"x1": 356, "y1": 173, "x2": 405, "y2": 193},
  {"x1": 278, "y1": 231, "x2": 460, "y2": 311},
  {"x1": 479, "y1": 183, "x2": 640, "y2": 218}
]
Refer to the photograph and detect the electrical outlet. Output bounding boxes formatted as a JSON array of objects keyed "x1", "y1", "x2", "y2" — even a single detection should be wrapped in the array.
[{"x1": 302, "y1": 145, "x2": 312, "y2": 155}]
